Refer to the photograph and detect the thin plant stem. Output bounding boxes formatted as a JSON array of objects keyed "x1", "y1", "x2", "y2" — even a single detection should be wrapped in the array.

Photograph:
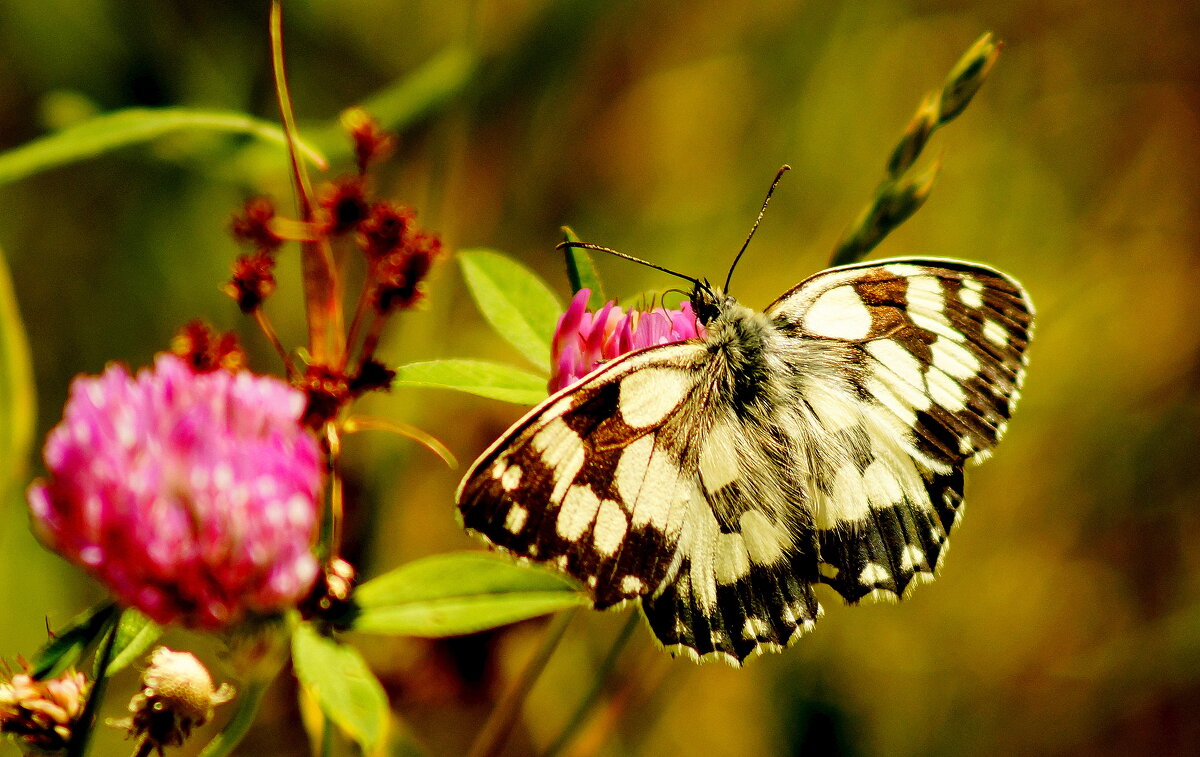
[
  {"x1": 324, "y1": 424, "x2": 344, "y2": 565},
  {"x1": 341, "y1": 274, "x2": 374, "y2": 372},
  {"x1": 66, "y1": 607, "x2": 122, "y2": 757},
  {"x1": 467, "y1": 609, "x2": 579, "y2": 757},
  {"x1": 542, "y1": 609, "x2": 639, "y2": 757},
  {"x1": 253, "y1": 307, "x2": 295, "y2": 380},
  {"x1": 269, "y1": 1, "x2": 344, "y2": 366}
]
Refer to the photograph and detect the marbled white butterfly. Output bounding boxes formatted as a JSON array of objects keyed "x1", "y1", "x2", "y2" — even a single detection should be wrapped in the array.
[{"x1": 457, "y1": 244, "x2": 1032, "y2": 665}]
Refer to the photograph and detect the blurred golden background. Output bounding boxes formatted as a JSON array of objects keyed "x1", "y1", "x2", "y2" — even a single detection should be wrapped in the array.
[{"x1": 1, "y1": 1, "x2": 1197, "y2": 755}]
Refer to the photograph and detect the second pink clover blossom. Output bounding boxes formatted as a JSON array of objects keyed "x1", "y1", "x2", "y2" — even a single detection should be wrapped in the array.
[{"x1": 548, "y1": 289, "x2": 706, "y2": 393}]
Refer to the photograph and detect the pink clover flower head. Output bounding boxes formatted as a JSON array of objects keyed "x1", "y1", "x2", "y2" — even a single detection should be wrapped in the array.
[
  {"x1": 28, "y1": 354, "x2": 323, "y2": 630},
  {"x1": 548, "y1": 289, "x2": 706, "y2": 393}
]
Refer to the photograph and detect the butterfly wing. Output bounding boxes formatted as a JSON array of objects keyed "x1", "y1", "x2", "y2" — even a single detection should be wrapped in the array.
[
  {"x1": 457, "y1": 342, "x2": 719, "y2": 609},
  {"x1": 765, "y1": 257, "x2": 1033, "y2": 602}
]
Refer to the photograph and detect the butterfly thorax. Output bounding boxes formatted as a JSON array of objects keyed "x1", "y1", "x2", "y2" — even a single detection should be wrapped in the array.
[{"x1": 697, "y1": 291, "x2": 791, "y2": 413}]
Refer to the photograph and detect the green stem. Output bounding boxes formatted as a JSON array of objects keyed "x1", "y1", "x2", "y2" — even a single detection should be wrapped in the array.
[
  {"x1": 466, "y1": 609, "x2": 578, "y2": 757},
  {"x1": 197, "y1": 677, "x2": 271, "y2": 757},
  {"x1": 66, "y1": 607, "x2": 122, "y2": 757},
  {"x1": 541, "y1": 609, "x2": 639, "y2": 757}
]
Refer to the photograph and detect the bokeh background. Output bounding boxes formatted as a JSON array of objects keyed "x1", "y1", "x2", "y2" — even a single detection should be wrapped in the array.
[{"x1": 1, "y1": 1, "x2": 1198, "y2": 755}]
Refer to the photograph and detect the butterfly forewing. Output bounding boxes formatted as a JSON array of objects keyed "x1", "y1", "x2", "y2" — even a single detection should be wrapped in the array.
[
  {"x1": 458, "y1": 256, "x2": 1033, "y2": 665},
  {"x1": 457, "y1": 343, "x2": 714, "y2": 608}
]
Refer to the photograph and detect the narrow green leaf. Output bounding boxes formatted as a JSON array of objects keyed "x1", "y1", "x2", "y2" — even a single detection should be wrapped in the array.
[
  {"x1": 102, "y1": 609, "x2": 162, "y2": 677},
  {"x1": 560, "y1": 226, "x2": 605, "y2": 308},
  {"x1": 393, "y1": 359, "x2": 547, "y2": 405},
  {"x1": 31, "y1": 602, "x2": 118, "y2": 680},
  {"x1": 0, "y1": 245, "x2": 34, "y2": 505},
  {"x1": 292, "y1": 623, "x2": 388, "y2": 754},
  {"x1": 350, "y1": 552, "x2": 587, "y2": 637},
  {"x1": 458, "y1": 250, "x2": 563, "y2": 372},
  {"x1": 0, "y1": 107, "x2": 326, "y2": 187}
]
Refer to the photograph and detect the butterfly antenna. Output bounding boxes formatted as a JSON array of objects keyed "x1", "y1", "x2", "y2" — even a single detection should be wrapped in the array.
[
  {"x1": 556, "y1": 241, "x2": 703, "y2": 289},
  {"x1": 723, "y1": 164, "x2": 790, "y2": 293}
]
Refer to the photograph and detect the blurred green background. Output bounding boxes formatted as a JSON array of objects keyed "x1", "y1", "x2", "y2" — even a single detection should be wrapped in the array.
[{"x1": 1, "y1": 1, "x2": 1198, "y2": 755}]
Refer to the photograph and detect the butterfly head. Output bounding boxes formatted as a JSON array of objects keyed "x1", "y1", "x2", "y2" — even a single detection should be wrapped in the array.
[{"x1": 689, "y1": 278, "x2": 735, "y2": 326}]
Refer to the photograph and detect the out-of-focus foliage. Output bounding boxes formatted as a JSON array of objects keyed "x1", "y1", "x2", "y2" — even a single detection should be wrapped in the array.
[{"x1": 1, "y1": 1, "x2": 1197, "y2": 755}]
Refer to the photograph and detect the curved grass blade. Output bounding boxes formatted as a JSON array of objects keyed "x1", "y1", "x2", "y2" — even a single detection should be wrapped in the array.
[
  {"x1": 561, "y1": 226, "x2": 604, "y2": 308},
  {"x1": 31, "y1": 602, "x2": 118, "y2": 680},
  {"x1": 0, "y1": 245, "x2": 34, "y2": 507},
  {"x1": 0, "y1": 107, "x2": 326, "y2": 187}
]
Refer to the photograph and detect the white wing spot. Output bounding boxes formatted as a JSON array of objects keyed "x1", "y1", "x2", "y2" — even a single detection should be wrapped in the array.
[
  {"x1": 860, "y1": 562, "x2": 892, "y2": 585},
  {"x1": 504, "y1": 504, "x2": 527, "y2": 534},
  {"x1": 867, "y1": 339, "x2": 926, "y2": 392},
  {"x1": 715, "y1": 532, "x2": 751, "y2": 584},
  {"x1": 700, "y1": 420, "x2": 741, "y2": 493},
  {"x1": 557, "y1": 485, "x2": 600, "y2": 541},
  {"x1": 500, "y1": 464, "x2": 523, "y2": 492},
  {"x1": 739, "y1": 510, "x2": 791, "y2": 565},
  {"x1": 931, "y1": 336, "x2": 981, "y2": 380},
  {"x1": 865, "y1": 376, "x2": 917, "y2": 427},
  {"x1": 742, "y1": 617, "x2": 772, "y2": 640},
  {"x1": 532, "y1": 418, "x2": 585, "y2": 503},
  {"x1": 804, "y1": 285, "x2": 873, "y2": 340},
  {"x1": 883, "y1": 263, "x2": 925, "y2": 277},
  {"x1": 900, "y1": 544, "x2": 927, "y2": 571},
  {"x1": 620, "y1": 575, "x2": 645, "y2": 594},
  {"x1": 619, "y1": 368, "x2": 691, "y2": 427},
  {"x1": 862, "y1": 459, "x2": 906, "y2": 508},
  {"x1": 615, "y1": 434, "x2": 654, "y2": 504},
  {"x1": 822, "y1": 464, "x2": 872, "y2": 527},
  {"x1": 982, "y1": 319, "x2": 1008, "y2": 347},
  {"x1": 592, "y1": 499, "x2": 628, "y2": 558},
  {"x1": 959, "y1": 277, "x2": 985, "y2": 308},
  {"x1": 927, "y1": 367, "x2": 967, "y2": 411}
]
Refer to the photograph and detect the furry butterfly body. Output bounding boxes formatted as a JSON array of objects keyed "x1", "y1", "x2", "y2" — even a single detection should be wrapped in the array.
[{"x1": 457, "y1": 256, "x2": 1032, "y2": 665}]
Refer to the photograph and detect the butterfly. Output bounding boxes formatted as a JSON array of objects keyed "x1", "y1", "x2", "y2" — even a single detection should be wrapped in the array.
[{"x1": 457, "y1": 253, "x2": 1032, "y2": 665}]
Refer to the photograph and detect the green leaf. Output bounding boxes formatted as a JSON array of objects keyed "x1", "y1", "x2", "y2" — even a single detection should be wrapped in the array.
[
  {"x1": 393, "y1": 359, "x2": 547, "y2": 406},
  {"x1": 458, "y1": 250, "x2": 563, "y2": 372},
  {"x1": 31, "y1": 602, "x2": 118, "y2": 680},
  {"x1": 102, "y1": 609, "x2": 163, "y2": 677},
  {"x1": 560, "y1": 226, "x2": 605, "y2": 308},
  {"x1": 350, "y1": 552, "x2": 587, "y2": 637},
  {"x1": 0, "y1": 107, "x2": 326, "y2": 187},
  {"x1": 0, "y1": 245, "x2": 34, "y2": 506},
  {"x1": 292, "y1": 623, "x2": 388, "y2": 754}
]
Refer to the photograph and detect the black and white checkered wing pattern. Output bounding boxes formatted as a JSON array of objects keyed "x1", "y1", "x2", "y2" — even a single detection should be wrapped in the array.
[
  {"x1": 457, "y1": 343, "x2": 718, "y2": 609},
  {"x1": 766, "y1": 257, "x2": 1032, "y2": 603},
  {"x1": 458, "y1": 255, "x2": 1032, "y2": 666}
]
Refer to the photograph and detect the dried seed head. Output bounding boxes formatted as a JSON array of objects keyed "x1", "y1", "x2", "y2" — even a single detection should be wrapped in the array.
[
  {"x1": 299, "y1": 364, "x2": 351, "y2": 428},
  {"x1": 0, "y1": 664, "x2": 89, "y2": 753},
  {"x1": 230, "y1": 197, "x2": 283, "y2": 252},
  {"x1": 226, "y1": 251, "x2": 277, "y2": 313},
  {"x1": 318, "y1": 177, "x2": 371, "y2": 236},
  {"x1": 116, "y1": 648, "x2": 233, "y2": 755},
  {"x1": 170, "y1": 321, "x2": 246, "y2": 373},
  {"x1": 341, "y1": 107, "x2": 395, "y2": 173}
]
